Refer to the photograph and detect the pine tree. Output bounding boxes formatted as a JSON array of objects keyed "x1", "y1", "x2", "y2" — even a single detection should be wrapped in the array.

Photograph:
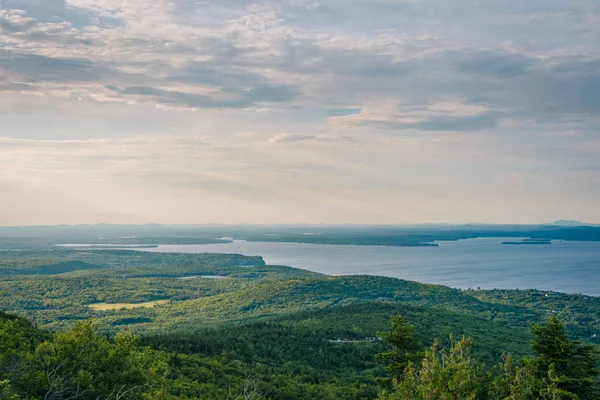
[
  {"x1": 375, "y1": 315, "x2": 420, "y2": 382},
  {"x1": 531, "y1": 316, "x2": 599, "y2": 400}
]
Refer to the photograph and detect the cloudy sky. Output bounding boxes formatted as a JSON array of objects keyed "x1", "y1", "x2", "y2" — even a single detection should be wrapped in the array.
[{"x1": 1, "y1": 0, "x2": 599, "y2": 225}]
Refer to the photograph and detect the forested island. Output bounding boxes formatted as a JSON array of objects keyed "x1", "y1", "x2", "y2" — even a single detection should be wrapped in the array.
[
  {"x1": 0, "y1": 247, "x2": 599, "y2": 399},
  {"x1": 502, "y1": 239, "x2": 552, "y2": 245}
]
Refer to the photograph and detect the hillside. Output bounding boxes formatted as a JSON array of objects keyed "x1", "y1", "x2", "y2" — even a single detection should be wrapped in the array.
[
  {"x1": 1, "y1": 250, "x2": 599, "y2": 340},
  {"x1": 1, "y1": 249, "x2": 599, "y2": 398}
]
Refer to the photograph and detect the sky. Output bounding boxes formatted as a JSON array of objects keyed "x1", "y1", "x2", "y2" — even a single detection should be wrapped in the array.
[{"x1": 0, "y1": 0, "x2": 599, "y2": 225}]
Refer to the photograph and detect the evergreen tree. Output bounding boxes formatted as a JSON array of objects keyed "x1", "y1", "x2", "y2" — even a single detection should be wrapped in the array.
[
  {"x1": 531, "y1": 316, "x2": 599, "y2": 400},
  {"x1": 379, "y1": 336, "x2": 486, "y2": 400},
  {"x1": 375, "y1": 315, "x2": 420, "y2": 382}
]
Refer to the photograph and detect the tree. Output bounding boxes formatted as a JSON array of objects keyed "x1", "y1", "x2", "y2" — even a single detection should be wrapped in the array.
[
  {"x1": 375, "y1": 315, "x2": 420, "y2": 382},
  {"x1": 29, "y1": 321, "x2": 167, "y2": 400},
  {"x1": 539, "y1": 365, "x2": 578, "y2": 400},
  {"x1": 0, "y1": 380, "x2": 19, "y2": 400},
  {"x1": 0, "y1": 312, "x2": 47, "y2": 399},
  {"x1": 230, "y1": 374, "x2": 269, "y2": 400},
  {"x1": 531, "y1": 316, "x2": 599, "y2": 400},
  {"x1": 379, "y1": 336, "x2": 486, "y2": 400},
  {"x1": 489, "y1": 355, "x2": 540, "y2": 400}
]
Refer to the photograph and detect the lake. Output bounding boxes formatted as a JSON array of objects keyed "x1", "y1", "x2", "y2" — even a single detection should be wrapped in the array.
[{"x1": 135, "y1": 238, "x2": 600, "y2": 296}]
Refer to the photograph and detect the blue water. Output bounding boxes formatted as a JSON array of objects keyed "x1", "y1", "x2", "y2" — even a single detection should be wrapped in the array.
[{"x1": 134, "y1": 238, "x2": 600, "y2": 296}]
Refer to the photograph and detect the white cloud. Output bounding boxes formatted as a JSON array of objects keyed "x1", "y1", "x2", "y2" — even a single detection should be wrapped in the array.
[
  {"x1": 328, "y1": 100, "x2": 497, "y2": 131},
  {"x1": 268, "y1": 133, "x2": 355, "y2": 144}
]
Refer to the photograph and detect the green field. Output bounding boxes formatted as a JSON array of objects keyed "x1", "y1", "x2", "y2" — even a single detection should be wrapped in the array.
[{"x1": 87, "y1": 300, "x2": 170, "y2": 311}]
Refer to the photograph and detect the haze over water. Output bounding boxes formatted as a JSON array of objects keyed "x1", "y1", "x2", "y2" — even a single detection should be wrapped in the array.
[{"x1": 135, "y1": 238, "x2": 600, "y2": 296}]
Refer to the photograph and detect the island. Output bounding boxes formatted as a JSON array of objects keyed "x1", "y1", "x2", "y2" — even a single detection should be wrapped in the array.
[{"x1": 502, "y1": 239, "x2": 552, "y2": 245}]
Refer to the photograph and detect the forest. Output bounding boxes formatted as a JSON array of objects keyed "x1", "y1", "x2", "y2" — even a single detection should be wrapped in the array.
[
  {"x1": 0, "y1": 248, "x2": 599, "y2": 399},
  {"x1": 1, "y1": 310, "x2": 597, "y2": 399}
]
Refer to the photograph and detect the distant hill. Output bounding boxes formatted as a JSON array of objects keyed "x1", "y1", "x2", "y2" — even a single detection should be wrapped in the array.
[{"x1": 549, "y1": 220, "x2": 593, "y2": 227}]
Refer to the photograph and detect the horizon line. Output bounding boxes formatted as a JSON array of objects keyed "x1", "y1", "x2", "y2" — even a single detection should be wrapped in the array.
[{"x1": 0, "y1": 221, "x2": 598, "y2": 229}]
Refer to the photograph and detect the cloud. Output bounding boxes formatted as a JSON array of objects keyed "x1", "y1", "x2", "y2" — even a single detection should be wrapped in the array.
[
  {"x1": 268, "y1": 133, "x2": 355, "y2": 143},
  {"x1": 0, "y1": 79, "x2": 35, "y2": 92},
  {"x1": 2, "y1": 0, "x2": 599, "y2": 123},
  {"x1": 0, "y1": 136, "x2": 212, "y2": 147},
  {"x1": 512, "y1": 60, "x2": 600, "y2": 116},
  {"x1": 456, "y1": 51, "x2": 534, "y2": 79},
  {"x1": 0, "y1": 8, "x2": 90, "y2": 45},
  {"x1": 329, "y1": 100, "x2": 498, "y2": 131},
  {"x1": 245, "y1": 84, "x2": 299, "y2": 103},
  {"x1": 0, "y1": 51, "x2": 112, "y2": 83},
  {"x1": 269, "y1": 133, "x2": 320, "y2": 143},
  {"x1": 65, "y1": 0, "x2": 174, "y2": 23},
  {"x1": 1, "y1": 0, "x2": 600, "y2": 223},
  {"x1": 105, "y1": 82, "x2": 299, "y2": 109}
]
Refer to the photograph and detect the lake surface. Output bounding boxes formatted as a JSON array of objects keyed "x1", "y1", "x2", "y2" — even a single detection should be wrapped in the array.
[{"x1": 135, "y1": 238, "x2": 600, "y2": 296}]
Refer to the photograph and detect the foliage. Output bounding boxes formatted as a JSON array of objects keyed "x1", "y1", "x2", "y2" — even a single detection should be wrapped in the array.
[
  {"x1": 375, "y1": 315, "x2": 420, "y2": 382},
  {"x1": 1, "y1": 309, "x2": 599, "y2": 400},
  {"x1": 1, "y1": 314, "x2": 167, "y2": 400},
  {"x1": 380, "y1": 337, "x2": 487, "y2": 400},
  {"x1": 530, "y1": 316, "x2": 599, "y2": 399},
  {"x1": 380, "y1": 316, "x2": 600, "y2": 400}
]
